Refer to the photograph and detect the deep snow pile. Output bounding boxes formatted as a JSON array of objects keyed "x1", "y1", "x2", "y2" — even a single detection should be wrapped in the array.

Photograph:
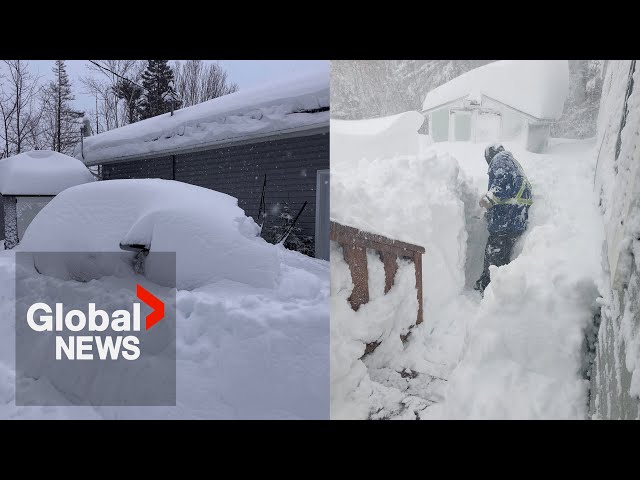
[
  {"x1": 0, "y1": 241, "x2": 329, "y2": 419},
  {"x1": 18, "y1": 179, "x2": 279, "y2": 290},
  {"x1": 76, "y1": 69, "x2": 329, "y2": 165},
  {"x1": 0, "y1": 150, "x2": 94, "y2": 195},
  {"x1": 422, "y1": 60, "x2": 569, "y2": 120},
  {"x1": 331, "y1": 111, "x2": 425, "y2": 161}
]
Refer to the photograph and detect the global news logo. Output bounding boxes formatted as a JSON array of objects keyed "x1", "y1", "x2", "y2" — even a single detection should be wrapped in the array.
[{"x1": 25, "y1": 284, "x2": 164, "y2": 361}]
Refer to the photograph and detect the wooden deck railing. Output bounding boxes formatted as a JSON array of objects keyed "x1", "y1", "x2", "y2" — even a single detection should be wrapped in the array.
[{"x1": 330, "y1": 221, "x2": 425, "y2": 327}]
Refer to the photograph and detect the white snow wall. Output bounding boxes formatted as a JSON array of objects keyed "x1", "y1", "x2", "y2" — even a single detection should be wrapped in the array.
[{"x1": 591, "y1": 60, "x2": 640, "y2": 419}]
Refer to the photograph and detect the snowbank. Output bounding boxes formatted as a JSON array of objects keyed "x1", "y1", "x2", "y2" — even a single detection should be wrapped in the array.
[
  {"x1": 422, "y1": 60, "x2": 569, "y2": 120},
  {"x1": 330, "y1": 111, "x2": 425, "y2": 163},
  {"x1": 0, "y1": 150, "x2": 94, "y2": 195},
  {"x1": 18, "y1": 179, "x2": 280, "y2": 290},
  {"x1": 76, "y1": 69, "x2": 329, "y2": 165}
]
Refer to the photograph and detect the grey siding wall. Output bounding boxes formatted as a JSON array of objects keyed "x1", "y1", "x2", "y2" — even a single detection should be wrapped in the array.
[
  {"x1": 101, "y1": 133, "x2": 329, "y2": 243},
  {"x1": 0, "y1": 193, "x2": 4, "y2": 241},
  {"x1": 102, "y1": 156, "x2": 174, "y2": 180}
]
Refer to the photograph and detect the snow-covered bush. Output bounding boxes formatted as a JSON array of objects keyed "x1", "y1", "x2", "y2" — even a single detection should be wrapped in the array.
[{"x1": 262, "y1": 201, "x2": 314, "y2": 257}]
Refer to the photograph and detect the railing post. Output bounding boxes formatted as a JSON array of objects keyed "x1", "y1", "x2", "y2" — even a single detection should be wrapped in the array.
[
  {"x1": 343, "y1": 244, "x2": 369, "y2": 311},
  {"x1": 380, "y1": 251, "x2": 398, "y2": 294},
  {"x1": 413, "y1": 251, "x2": 423, "y2": 325}
]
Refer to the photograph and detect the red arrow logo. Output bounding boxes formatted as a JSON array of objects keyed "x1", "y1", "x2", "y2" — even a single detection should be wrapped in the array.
[{"x1": 136, "y1": 284, "x2": 165, "y2": 330}]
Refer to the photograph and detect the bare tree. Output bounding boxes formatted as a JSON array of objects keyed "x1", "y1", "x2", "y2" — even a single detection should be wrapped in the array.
[
  {"x1": 0, "y1": 60, "x2": 42, "y2": 155},
  {"x1": 0, "y1": 73, "x2": 17, "y2": 158},
  {"x1": 173, "y1": 60, "x2": 238, "y2": 108},
  {"x1": 81, "y1": 60, "x2": 144, "y2": 132}
]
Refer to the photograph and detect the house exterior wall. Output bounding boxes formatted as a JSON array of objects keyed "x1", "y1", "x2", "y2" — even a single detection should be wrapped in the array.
[
  {"x1": 525, "y1": 123, "x2": 551, "y2": 153},
  {"x1": 452, "y1": 110, "x2": 472, "y2": 141},
  {"x1": 428, "y1": 97, "x2": 526, "y2": 143},
  {"x1": 315, "y1": 169, "x2": 330, "y2": 260},
  {"x1": 590, "y1": 152, "x2": 640, "y2": 419},
  {"x1": 101, "y1": 132, "x2": 330, "y2": 255},
  {"x1": 589, "y1": 60, "x2": 640, "y2": 419},
  {"x1": 474, "y1": 110, "x2": 501, "y2": 142},
  {"x1": 429, "y1": 107, "x2": 450, "y2": 142},
  {"x1": 3, "y1": 195, "x2": 17, "y2": 249},
  {"x1": 427, "y1": 97, "x2": 551, "y2": 153},
  {"x1": 16, "y1": 196, "x2": 54, "y2": 240},
  {"x1": 482, "y1": 97, "x2": 525, "y2": 139},
  {"x1": 0, "y1": 194, "x2": 4, "y2": 241}
]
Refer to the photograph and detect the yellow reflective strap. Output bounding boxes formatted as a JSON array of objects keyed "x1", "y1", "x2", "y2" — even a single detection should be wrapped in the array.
[
  {"x1": 493, "y1": 177, "x2": 532, "y2": 206},
  {"x1": 514, "y1": 177, "x2": 532, "y2": 205}
]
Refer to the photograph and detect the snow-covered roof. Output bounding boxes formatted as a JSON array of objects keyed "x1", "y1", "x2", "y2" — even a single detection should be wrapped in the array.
[
  {"x1": 76, "y1": 68, "x2": 330, "y2": 166},
  {"x1": 0, "y1": 150, "x2": 94, "y2": 196},
  {"x1": 422, "y1": 60, "x2": 570, "y2": 120}
]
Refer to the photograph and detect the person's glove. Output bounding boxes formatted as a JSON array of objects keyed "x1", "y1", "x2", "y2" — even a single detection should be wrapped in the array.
[{"x1": 479, "y1": 195, "x2": 492, "y2": 209}]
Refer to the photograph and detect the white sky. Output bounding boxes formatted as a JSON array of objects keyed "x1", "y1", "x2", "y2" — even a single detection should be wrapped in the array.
[{"x1": 28, "y1": 60, "x2": 329, "y2": 113}]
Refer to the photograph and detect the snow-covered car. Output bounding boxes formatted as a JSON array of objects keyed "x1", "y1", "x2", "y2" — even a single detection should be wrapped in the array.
[{"x1": 18, "y1": 179, "x2": 281, "y2": 290}]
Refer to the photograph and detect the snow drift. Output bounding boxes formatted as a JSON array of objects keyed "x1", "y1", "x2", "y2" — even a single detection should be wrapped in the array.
[
  {"x1": 0, "y1": 150, "x2": 94, "y2": 195},
  {"x1": 18, "y1": 179, "x2": 280, "y2": 290}
]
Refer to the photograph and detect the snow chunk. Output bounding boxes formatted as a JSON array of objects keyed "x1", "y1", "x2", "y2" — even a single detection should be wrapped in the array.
[
  {"x1": 76, "y1": 68, "x2": 329, "y2": 165},
  {"x1": 0, "y1": 150, "x2": 94, "y2": 195},
  {"x1": 422, "y1": 60, "x2": 570, "y2": 120},
  {"x1": 18, "y1": 179, "x2": 280, "y2": 290}
]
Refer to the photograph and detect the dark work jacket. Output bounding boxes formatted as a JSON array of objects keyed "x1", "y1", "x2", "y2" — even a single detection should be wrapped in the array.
[{"x1": 486, "y1": 151, "x2": 533, "y2": 235}]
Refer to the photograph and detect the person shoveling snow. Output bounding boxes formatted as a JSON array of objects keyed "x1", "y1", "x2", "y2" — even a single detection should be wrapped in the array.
[{"x1": 475, "y1": 143, "x2": 533, "y2": 295}]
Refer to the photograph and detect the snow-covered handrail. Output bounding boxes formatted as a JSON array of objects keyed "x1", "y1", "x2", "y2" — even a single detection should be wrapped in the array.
[{"x1": 330, "y1": 221, "x2": 425, "y2": 328}]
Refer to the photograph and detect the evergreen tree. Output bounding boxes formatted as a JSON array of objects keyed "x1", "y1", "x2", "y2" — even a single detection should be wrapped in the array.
[
  {"x1": 113, "y1": 78, "x2": 144, "y2": 124},
  {"x1": 139, "y1": 60, "x2": 179, "y2": 119},
  {"x1": 42, "y1": 60, "x2": 84, "y2": 154}
]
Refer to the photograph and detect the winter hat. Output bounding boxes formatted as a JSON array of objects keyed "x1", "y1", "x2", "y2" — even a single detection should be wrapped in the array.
[{"x1": 484, "y1": 143, "x2": 505, "y2": 164}]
